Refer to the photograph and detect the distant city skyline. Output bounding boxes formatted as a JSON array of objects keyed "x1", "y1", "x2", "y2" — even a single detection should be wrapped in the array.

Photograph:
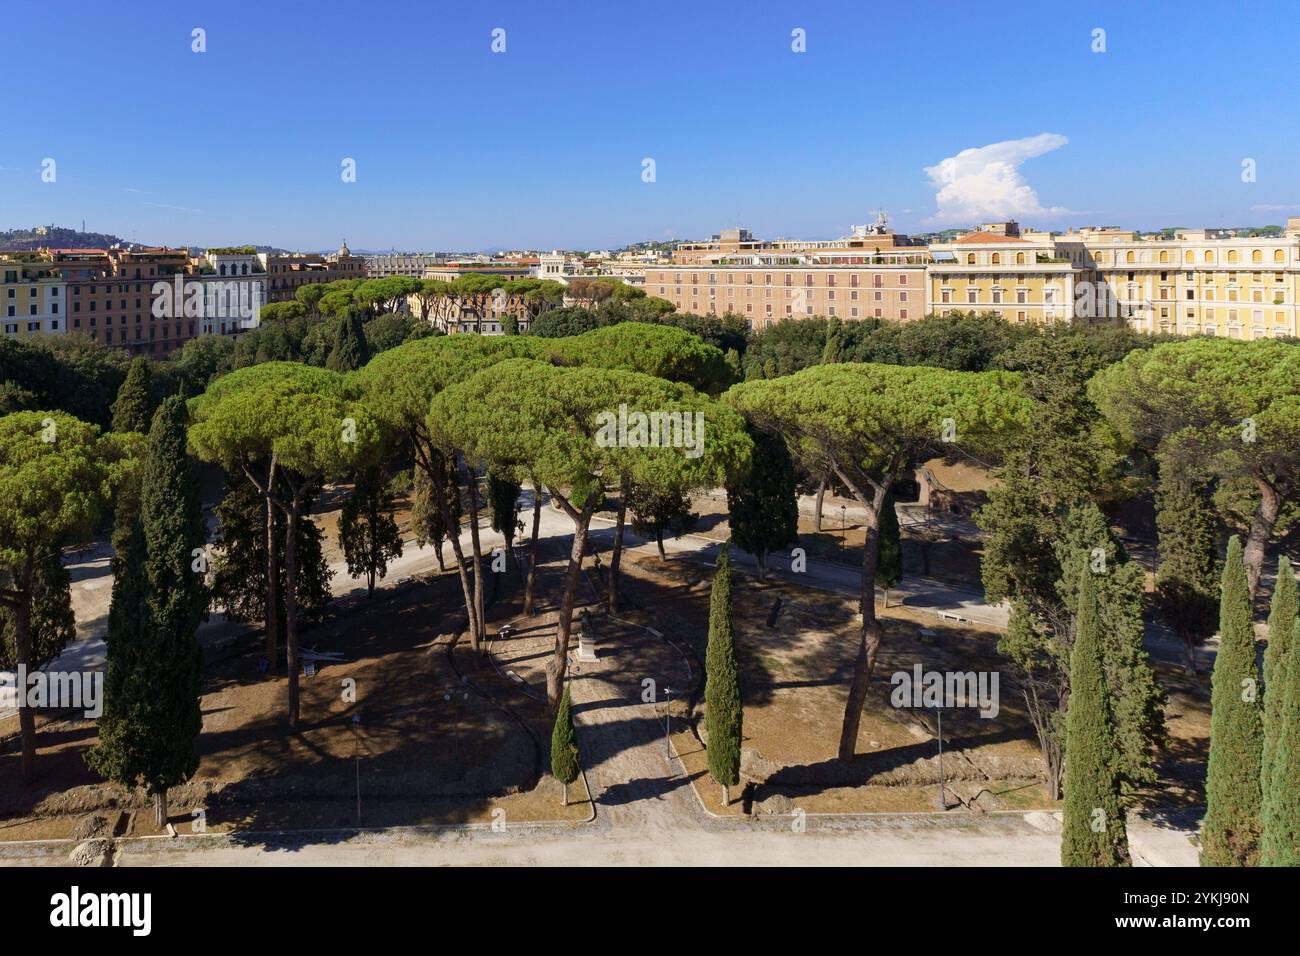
[{"x1": 3, "y1": 0, "x2": 1298, "y2": 250}]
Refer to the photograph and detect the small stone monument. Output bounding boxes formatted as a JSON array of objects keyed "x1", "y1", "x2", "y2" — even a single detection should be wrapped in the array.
[{"x1": 576, "y1": 609, "x2": 598, "y2": 662}]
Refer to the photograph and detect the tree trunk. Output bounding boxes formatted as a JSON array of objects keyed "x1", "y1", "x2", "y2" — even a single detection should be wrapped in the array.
[
  {"x1": 465, "y1": 463, "x2": 486, "y2": 650},
  {"x1": 608, "y1": 493, "x2": 627, "y2": 614},
  {"x1": 545, "y1": 494, "x2": 597, "y2": 710},
  {"x1": 435, "y1": 541, "x2": 445, "y2": 572},
  {"x1": 721, "y1": 783, "x2": 730, "y2": 806},
  {"x1": 836, "y1": 476, "x2": 888, "y2": 761},
  {"x1": 154, "y1": 789, "x2": 169, "y2": 828},
  {"x1": 814, "y1": 477, "x2": 826, "y2": 531},
  {"x1": 1243, "y1": 478, "x2": 1281, "y2": 599},
  {"x1": 562, "y1": 781, "x2": 569, "y2": 807},
  {"x1": 656, "y1": 533, "x2": 667, "y2": 562},
  {"x1": 264, "y1": 460, "x2": 279, "y2": 670},
  {"x1": 285, "y1": 503, "x2": 301, "y2": 730},
  {"x1": 756, "y1": 550, "x2": 767, "y2": 582},
  {"x1": 13, "y1": 572, "x2": 35, "y2": 782},
  {"x1": 523, "y1": 486, "x2": 542, "y2": 615},
  {"x1": 429, "y1": 453, "x2": 478, "y2": 647}
]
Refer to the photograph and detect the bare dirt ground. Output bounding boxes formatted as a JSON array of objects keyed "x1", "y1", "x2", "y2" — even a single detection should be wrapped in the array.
[{"x1": 0, "y1": 567, "x2": 589, "y2": 843}]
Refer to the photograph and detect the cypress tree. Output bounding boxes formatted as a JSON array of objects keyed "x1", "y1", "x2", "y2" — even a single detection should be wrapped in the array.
[
  {"x1": 327, "y1": 307, "x2": 371, "y2": 372},
  {"x1": 1260, "y1": 618, "x2": 1300, "y2": 866},
  {"x1": 338, "y1": 464, "x2": 403, "y2": 597},
  {"x1": 1153, "y1": 473, "x2": 1220, "y2": 674},
  {"x1": 1201, "y1": 536, "x2": 1264, "y2": 866},
  {"x1": 1061, "y1": 568, "x2": 1130, "y2": 866},
  {"x1": 486, "y1": 469, "x2": 522, "y2": 555},
  {"x1": 1262, "y1": 555, "x2": 1296, "y2": 790},
  {"x1": 412, "y1": 465, "x2": 460, "y2": 571},
  {"x1": 704, "y1": 544, "x2": 742, "y2": 805},
  {"x1": 89, "y1": 397, "x2": 206, "y2": 827},
  {"x1": 877, "y1": 489, "x2": 902, "y2": 603},
  {"x1": 550, "y1": 683, "x2": 580, "y2": 805},
  {"x1": 110, "y1": 357, "x2": 155, "y2": 434},
  {"x1": 725, "y1": 426, "x2": 798, "y2": 581}
]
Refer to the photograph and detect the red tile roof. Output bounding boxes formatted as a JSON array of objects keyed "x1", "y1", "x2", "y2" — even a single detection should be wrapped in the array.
[{"x1": 952, "y1": 231, "x2": 1030, "y2": 245}]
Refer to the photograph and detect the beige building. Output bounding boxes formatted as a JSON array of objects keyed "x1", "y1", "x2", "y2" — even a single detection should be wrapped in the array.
[
  {"x1": 927, "y1": 224, "x2": 1076, "y2": 325},
  {"x1": 1, "y1": 256, "x2": 66, "y2": 340},
  {"x1": 263, "y1": 241, "x2": 367, "y2": 302}
]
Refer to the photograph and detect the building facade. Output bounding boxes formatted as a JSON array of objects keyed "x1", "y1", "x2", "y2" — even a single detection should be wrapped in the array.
[
  {"x1": 1, "y1": 257, "x2": 66, "y2": 340},
  {"x1": 263, "y1": 241, "x2": 367, "y2": 302}
]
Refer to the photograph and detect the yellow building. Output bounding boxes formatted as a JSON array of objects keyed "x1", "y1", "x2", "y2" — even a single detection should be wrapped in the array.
[
  {"x1": 1, "y1": 256, "x2": 67, "y2": 340},
  {"x1": 926, "y1": 226, "x2": 1076, "y2": 325}
]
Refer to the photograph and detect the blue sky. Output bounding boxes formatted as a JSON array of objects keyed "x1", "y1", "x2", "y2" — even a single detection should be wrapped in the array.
[{"x1": 2, "y1": 0, "x2": 1297, "y2": 251}]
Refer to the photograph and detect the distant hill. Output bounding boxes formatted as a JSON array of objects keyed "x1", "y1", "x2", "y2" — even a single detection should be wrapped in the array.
[{"x1": 0, "y1": 225, "x2": 133, "y2": 251}]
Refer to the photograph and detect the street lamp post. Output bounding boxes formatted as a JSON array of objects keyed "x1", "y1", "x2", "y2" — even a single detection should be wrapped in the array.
[
  {"x1": 663, "y1": 685, "x2": 673, "y2": 763},
  {"x1": 351, "y1": 713, "x2": 362, "y2": 826}
]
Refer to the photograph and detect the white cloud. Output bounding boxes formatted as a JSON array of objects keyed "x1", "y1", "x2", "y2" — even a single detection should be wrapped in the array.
[
  {"x1": 924, "y1": 133, "x2": 1071, "y2": 225},
  {"x1": 1250, "y1": 203, "x2": 1300, "y2": 212}
]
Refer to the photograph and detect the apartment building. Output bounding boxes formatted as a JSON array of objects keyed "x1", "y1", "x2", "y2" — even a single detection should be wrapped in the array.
[
  {"x1": 1, "y1": 256, "x2": 66, "y2": 339},
  {"x1": 926, "y1": 219, "x2": 1300, "y2": 339},
  {"x1": 647, "y1": 258, "x2": 925, "y2": 327},
  {"x1": 927, "y1": 225, "x2": 1077, "y2": 325},
  {"x1": 263, "y1": 241, "x2": 367, "y2": 302},
  {"x1": 365, "y1": 253, "x2": 445, "y2": 278},
  {"x1": 192, "y1": 250, "x2": 267, "y2": 336},
  {"x1": 54, "y1": 247, "x2": 194, "y2": 354}
]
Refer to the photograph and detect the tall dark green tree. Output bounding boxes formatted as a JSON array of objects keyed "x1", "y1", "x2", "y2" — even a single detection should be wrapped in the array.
[
  {"x1": 705, "y1": 544, "x2": 742, "y2": 805},
  {"x1": 628, "y1": 482, "x2": 698, "y2": 562},
  {"x1": 326, "y1": 306, "x2": 371, "y2": 372},
  {"x1": 486, "y1": 469, "x2": 522, "y2": 571},
  {"x1": 725, "y1": 426, "x2": 798, "y2": 580},
  {"x1": 210, "y1": 474, "x2": 332, "y2": 636},
  {"x1": 411, "y1": 465, "x2": 460, "y2": 572},
  {"x1": 0, "y1": 545, "x2": 75, "y2": 678},
  {"x1": 877, "y1": 490, "x2": 902, "y2": 604},
  {"x1": 550, "y1": 683, "x2": 580, "y2": 806},
  {"x1": 1262, "y1": 555, "x2": 1296, "y2": 802},
  {"x1": 1154, "y1": 473, "x2": 1221, "y2": 674},
  {"x1": 338, "y1": 464, "x2": 403, "y2": 597},
  {"x1": 110, "y1": 356, "x2": 156, "y2": 434},
  {"x1": 89, "y1": 397, "x2": 206, "y2": 827},
  {"x1": 1202, "y1": 536, "x2": 1264, "y2": 866},
  {"x1": 1061, "y1": 568, "x2": 1130, "y2": 866},
  {"x1": 1260, "y1": 617, "x2": 1300, "y2": 866}
]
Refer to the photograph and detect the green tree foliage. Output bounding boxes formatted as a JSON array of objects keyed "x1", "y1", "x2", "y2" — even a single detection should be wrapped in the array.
[
  {"x1": 1154, "y1": 473, "x2": 1221, "y2": 673},
  {"x1": 0, "y1": 334, "x2": 130, "y2": 428},
  {"x1": 704, "y1": 544, "x2": 742, "y2": 804},
  {"x1": 110, "y1": 357, "x2": 158, "y2": 433},
  {"x1": 189, "y1": 362, "x2": 374, "y2": 727},
  {"x1": 431, "y1": 358, "x2": 750, "y2": 707},
  {"x1": 411, "y1": 464, "x2": 460, "y2": 571},
  {"x1": 338, "y1": 464, "x2": 403, "y2": 597},
  {"x1": 1091, "y1": 338, "x2": 1300, "y2": 597},
  {"x1": 1202, "y1": 536, "x2": 1264, "y2": 866},
  {"x1": 725, "y1": 426, "x2": 798, "y2": 580},
  {"x1": 1261, "y1": 617, "x2": 1300, "y2": 866},
  {"x1": 88, "y1": 397, "x2": 205, "y2": 823},
  {"x1": 628, "y1": 482, "x2": 698, "y2": 562},
  {"x1": 727, "y1": 362, "x2": 1032, "y2": 759},
  {"x1": 977, "y1": 332, "x2": 1135, "y2": 797},
  {"x1": 0, "y1": 544, "x2": 74, "y2": 673},
  {"x1": 362, "y1": 313, "x2": 435, "y2": 353},
  {"x1": 1060, "y1": 569, "x2": 1131, "y2": 866},
  {"x1": 550, "y1": 683, "x2": 581, "y2": 804},
  {"x1": 877, "y1": 490, "x2": 902, "y2": 594},
  {"x1": 210, "y1": 476, "x2": 332, "y2": 629},
  {"x1": 327, "y1": 306, "x2": 372, "y2": 372},
  {"x1": 487, "y1": 469, "x2": 522, "y2": 557},
  {"x1": 0, "y1": 410, "x2": 114, "y2": 777},
  {"x1": 1262, "y1": 555, "x2": 1296, "y2": 800}
]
